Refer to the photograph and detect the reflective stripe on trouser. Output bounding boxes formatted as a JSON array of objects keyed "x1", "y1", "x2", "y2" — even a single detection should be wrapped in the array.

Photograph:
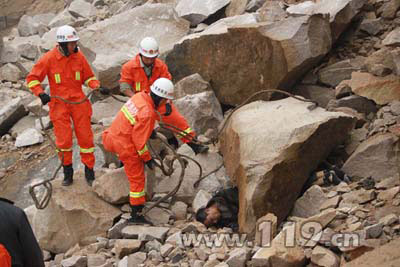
[
  {"x1": 102, "y1": 131, "x2": 146, "y2": 206},
  {"x1": 158, "y1": 102, "x2": 195, "y2": 143},
  {"x1": 49, "y1": 99, "x2": 95, "y2": 168}
]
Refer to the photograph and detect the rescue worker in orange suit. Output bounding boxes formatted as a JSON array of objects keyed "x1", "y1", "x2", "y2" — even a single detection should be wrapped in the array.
[
  {"x1": 0, "y1": 197, "x2": 45, "y2": 267},
  {"x1": 102, "y1": 78, "x2": 177, "y2": 225},
  {"x1": 26, "y1": 25, "x2": 110, "y2": 186},
  {"x1": 119, "y1": 37, "x2": 208, "y2": 154}
]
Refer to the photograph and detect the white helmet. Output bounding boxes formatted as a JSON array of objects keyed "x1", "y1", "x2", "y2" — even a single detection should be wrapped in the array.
[
  {"x1": 56, "y1": 25, "x2": 79, "y2": 43},
  {"x1": 139, "y1": 37, "x2": 159, "y2": 58},
  {"x1": 150, "y1": 78, "x2": 174, "y2": 100}
]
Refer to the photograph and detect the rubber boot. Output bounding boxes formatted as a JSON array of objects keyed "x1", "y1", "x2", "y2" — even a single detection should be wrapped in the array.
[
  {"x1": 62, "y1": 164, "x2": 73, "y2": 186},
  {"x1": 84, "y1": 165, "x2": 95, "y2": 186},
  {"x1": 128, "y1": 205, "x2": 152, "y2": 225},
  {"x1": 187, "y1": 142, "x2": 209, "y2": 155}
]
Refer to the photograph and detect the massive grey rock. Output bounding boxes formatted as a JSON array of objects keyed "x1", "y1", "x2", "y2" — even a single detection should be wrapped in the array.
[
  {"x1": 32, "y1": 171, "x2": 121, "y2": 253},
  {"x1": 0, "y1": 97, "x2": 28, "y2": 136},
  {"x1": 292, "y1": 185, "x2": 328, "y2": 218},
  {"x1": 69, "y1": 0, "x2": 97, "y2": 18},
  {"x1": 166, "y1": 14, "x2": 331, "y2": 106},
  {"x1": 0, "y1": 63, "x2": 23, "y2": 82},
  {"x1": 78, "y1": 3, "x2": 190, "y2": 89},
  {"x1": 174, "y1": 91, "x2": 223, "y2": 137},
  {"x1": 1, "y1": 43, "x2": 18, "y2": 63},
  {"x1": 175, "y1": 0, "x2": 231, "y2": 26},
  {"x1": 18, "y1": 43, "x2": 39, "y2": 60},
  {"x1": 342, "y1": 133, "x2": 399, "y2": 182},
  {"x1": 32, "y1": 13, "x2": 56, "y2": 26},
  {"x1": 93, "y1": 168, "x2": 129, "y2": 204},
  {"x1": 287, "y1": 0, "x2": 367, "y2": 41},
  {"x1": 225, "y1": 0, "x2": 247, "y2": 17},
  {"x1": 91, "y1": 96, "x2": 128, "y2": 124},
  {"x1": 48, "y1": 10, "x2": 76, "y2": 28},
  {"x1": 18, "y1": 15, "x2": 39, "y2": 37},
  {"x1": 174, "y1": 73, "x2": 213, "y2": 99},
  {"x1": 318, "y1": 58, "x2": 365, "y2": 87},
  {"x1": 258, "y1": 1, "x2": 287, "y2": 23},
  {"x1": 219, "y1": 98, "x2": 355, "y2": 233}
]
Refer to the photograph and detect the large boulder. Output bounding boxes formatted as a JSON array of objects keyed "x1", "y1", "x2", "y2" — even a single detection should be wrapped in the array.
[
  {"x1": 31, "y1": 171, "x2": 121, "y2": 253},
  {"x1": 166, "y1": 14, "x2": 331, "y2": 106},
  {"x1": 342, "y1": 133, "x2": 399, "y2": 182},
  {"x1": 174, "y1": 91, "x2": 223, "y2": 137},
  {"x1": 93, "y1": 168, "x2": 129, "y2": 204},
  {"x1": 287, "y1": 0, "x2": 367, "y2": 41},
  {"x1": 318, "y1": 58, "x2": 365, "y2": 88},
  {"x1": 78, "y1": 3, "x2": 190, "y2": 89},
  {"x1": 219, "y1": 97, "x2": 355, "y2": 233},
  {"x1": 91, "y1": 96, "x2": 128, "y2": 124}
]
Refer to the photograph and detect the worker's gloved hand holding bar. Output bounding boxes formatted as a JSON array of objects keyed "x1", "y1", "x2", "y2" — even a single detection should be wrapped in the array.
[
  {"x1": 39, "y1": 93, "x2": 51, "y2": 105},
  {"x1": 99, "y1": 87, "x2": 111, "y2": 95}
]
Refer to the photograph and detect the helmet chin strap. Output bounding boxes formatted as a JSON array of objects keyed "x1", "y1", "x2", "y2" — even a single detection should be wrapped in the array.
[
  {"x1": 150, "y1": 91, "x2": 163, "y2": 108},
  {"x1": 59, "y1": 42, "x2": 79, "y2": 57}
]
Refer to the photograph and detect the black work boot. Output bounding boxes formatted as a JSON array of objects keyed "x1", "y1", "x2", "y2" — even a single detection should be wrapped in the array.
[
  {"x1": 62, "y1": 164, "x2": 73, "y2": 186},
  {"x1": 187, "y1": 142, "x2": 209, "y2": 155},
  {"x1": 84, "y1": 165, "x2": 95, "y2": 186},
  {"x1": 128, "y1": 205, "x2": 152, "y2": 225}
]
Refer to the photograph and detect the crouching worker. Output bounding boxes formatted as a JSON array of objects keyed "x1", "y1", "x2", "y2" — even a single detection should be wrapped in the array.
[
  {"x1": 102, "y1": 78, "x2": 175, "y2": 225},
  {"x1": 196, "y1": 187, "x2": 239, "y2": 232}
]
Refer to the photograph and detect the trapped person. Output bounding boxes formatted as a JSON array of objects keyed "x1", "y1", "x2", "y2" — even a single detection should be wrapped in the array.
[
  {"x1": 0, "y1": 198, "x2": 44, "y2": 267},
  {"x1": 196, "y1": 187, "x2": 239, "y2": 231},
  {"x1": 26, "y1": 25, "x2": 109, "y2": 186},
  {"x1": 119, "y1": 36, "x2": 208, "y2": 154}
]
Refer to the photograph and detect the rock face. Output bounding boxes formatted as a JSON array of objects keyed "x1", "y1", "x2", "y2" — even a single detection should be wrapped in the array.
[
  {"x1": 0, "y1": 97, "x2": 28, "y2": 136},
  {"x1": 342, "y1": 133, "x2": 399, "y2": 182},
  {"x1": 32, "y1": 172, "x2": 121, "y2": 253},
  {"x1": 78, "y1": 3, "x2": 190, "y2": 89},
  {"x1": 93, "y1": 168, "x2": 130, "y2": 204},
  {"x1": 175, "y1": 0, "x2": 231, "y2": 26},
  {"x1": 219, "y1": 98, "x2": 355, "y2": 233},
  {"x1": 174, "y1": 91, "x2": 223, "y2": 137},
  {"x1": 166, "y1": 14, "x2": 331, "y2": 106},
  {"x1": 287, "y1": 0, "x2": 367, "y2": 41}
]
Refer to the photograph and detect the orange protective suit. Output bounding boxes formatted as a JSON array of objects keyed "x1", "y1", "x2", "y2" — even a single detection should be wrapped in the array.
[
  {"x1": 0, "y1": 244, "x2": 11, "y2": 267},
  {"x1": 26, "y1": 46, "x2": 99, "y2": 168},
  {"x1": 119, "y1": 54, "x2": 195, "y2": 142},
  {"x1": 102, "y1": 92, "x2": 157, "y2": 206}
]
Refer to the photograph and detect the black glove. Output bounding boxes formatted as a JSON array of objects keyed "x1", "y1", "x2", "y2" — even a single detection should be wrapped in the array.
[
  {"x1": 164, "y1": 103, "x2": 172, "y2": 116},
  {"x1": 145, "y1": 159, "x2": 156, "y2": 170},
  {"x1": 38, "y1": 93, "x2": 51, "y2": 105},
  {"x1": 99, "y1": 87, "x2": 110, "y2": 95},
  {"x1": 167, "y1": 136, "x2": 179, "y2": 149},
  {"x1": 150, "y1": 130, "x2": 157, "y2": 139}
]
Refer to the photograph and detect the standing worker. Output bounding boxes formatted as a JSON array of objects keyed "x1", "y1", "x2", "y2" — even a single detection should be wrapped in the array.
[
  {"x1": 0, "y1": 197, "x2": 45, "y2": 267},
  {"x1": 119, "y1": 37, "x2": 208, "y2": 154},
  {"x1": 102, "y1": 78, "x2": 177, "y2": 225},
  {"x1": 26, "y1": 25, "x2": 109, "y2": 186}
]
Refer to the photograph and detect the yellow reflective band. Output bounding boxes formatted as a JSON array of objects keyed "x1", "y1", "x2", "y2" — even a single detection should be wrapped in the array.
[
  {"x1": 130, "y1": 191, "x2": 145, "y2": 198},
  {"x1": 177, "y1": 127, "x2": 193, "y2": 138},
  {"x1": 75, "y1": 71, "x2": 80, "y2": 81},
  {"x1": 135, "y1": 82, "x2": 141, "y2": 92},
  {"x1": 28, "y1": 80, "x2": 40, "y2": 88},
  {"x1": 137, "y1": 145, "x2": 148, "y2": 156},
  {"x1": 85, "y1": 76, "x2": 97, "y2": 86},
  {"x1": 80, "y1": 147, "x2": 94, "y2": 153},
  {"x1": 54, "y1": 74, "x2": 61, "y2": 84},
  {"x1": 56, "y1": 148, "x2": 72, "y2": 152},
  {"x1": 121, "y1": 106, "x2": 136, "y2": 125}
]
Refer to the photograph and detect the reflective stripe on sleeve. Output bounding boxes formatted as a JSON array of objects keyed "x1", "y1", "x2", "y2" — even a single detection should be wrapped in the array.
[{"x1": 28, "y1": 80, "x2": 40, "y2": 88}]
